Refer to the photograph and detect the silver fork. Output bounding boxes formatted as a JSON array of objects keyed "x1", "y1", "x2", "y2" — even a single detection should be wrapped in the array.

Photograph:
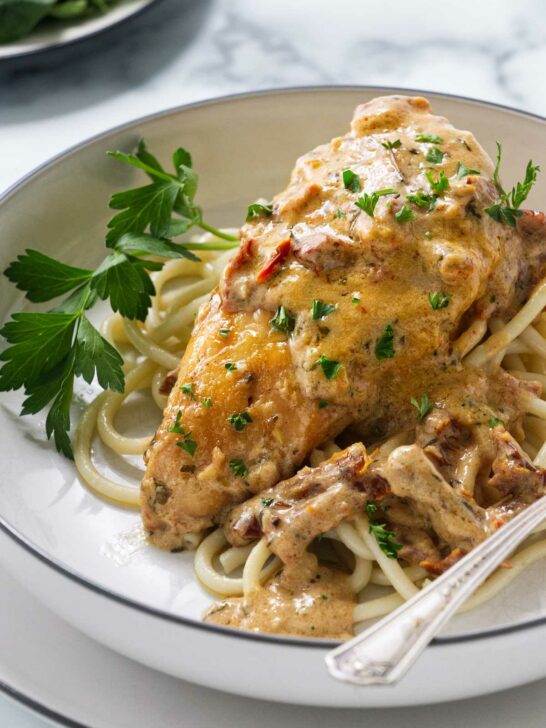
[{"x1": 325, "y1": 495, "x2": 546, "y2": 686}]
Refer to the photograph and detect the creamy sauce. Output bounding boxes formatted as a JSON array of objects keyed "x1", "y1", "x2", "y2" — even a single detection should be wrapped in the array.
[
  {"x1": 205, "y1": 556, "x2": 354, "y2": 639},
  {"x1": 141, "y1": 95, "x2": 546, "y2": 637},
  {"x1": 222, "y1": 96, "x2": 526, "y2": 433}
]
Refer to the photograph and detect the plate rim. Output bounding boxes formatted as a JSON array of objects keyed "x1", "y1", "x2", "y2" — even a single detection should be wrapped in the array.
[
  {"x1": 0, "y1": 0, "x2": 164, "y2": 62},
  {"x1": 0, "y1": 678, "x2": 88, "y2": 728},
  {"x1": 2, "y1": 83, "x2": 546, "y2": 652}
]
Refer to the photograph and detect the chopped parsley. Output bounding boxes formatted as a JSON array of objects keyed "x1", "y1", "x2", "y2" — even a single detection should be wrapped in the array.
[
  {"x1": 227, "y1": 410, "x2": 253, "y2": 431},
  {"x1": 485, "y1": 143, "x2": 540, "y2": 227},
  {"x1": 168, "y1": 411, "x2": 197, "y2": 456},
  {"x1": 375, "y1": 324, "x2": 395, "y2": 360},
  {"x1": 315, "y1": 354, "x2": 343, "y2": 380},
  {"x1": 366, "y1": 503, "x2": 402, "y2": 559},
  {"x1": 342, "y1": 169, "x2": 361, "y2": 193},
  {"x1": 456, "y1": 162, "x2": 481, "y2": 179},
  {"x1": 369, "y1": 521, "x2": 403, "y2": 559},
  {"x1": 202, "y1": 397, "x2": 213, "y2": 408},
  {"x1": 488, "y1": 416, "x2": 505, "y2": 428},
  {"x1": 168, "y1": 410, "x2": 185, "y2": 435},
  {"x1": 426, "y1": 147, "x2": 445, "y2": 164},
  {"x1": 320, "y1": 594, "x2": 329, "y2": 601},
  {"x1": 177, "y1": 436, "x2": 197, "y2": 457},
  {"x1": 318, "y1": 399, "x2": 329, "y2": 409},
  {"x1": 428, "y1": 291, "x2": 452, "y2": 309},
  {"x1": 336, "y1": 209, "x2": 346, "y2": 219},
  {"x1": 416, "y1": 133, "x2": 442, "y2": 144},
  {"x1": 270, "y1": 305, "x2": 296, "y2": 334},
  {"x1": 407, "y1": 191, "x2": 437, "y2": 211},
  {"x1": 312, "y1": 299, "x2": 337, "y2": 320},
  {"x1": 352, "y1": 294, "x2": 361, "y2": 304},
  {"x1": 355, "y1": 188, "x2": 397, "y2": 217},
  {"x1": 411, "y1": 394, "x2": 433, "y2": 421},
  {"x1": 180, "y1": 382, "x2": 195, "y2": 399},
  {"x1": 382, "y1": 139, "x2": 402, "y2": 150},
  {"x1": 426, "y1": 169, "x2": 450, "y2": 194},
  {"x1": 219, "y1": 328, "x2": 231, "y2": 338},
  {"x1": 261, "y1": 497, "x2": 274, "y2": 508},
  {"x1": 224, "y1": 362, "x2": 237, "y2": 371},
  {"x1": 246, "y1": 201, "x2": 273, "y2": 221},
  {"x1": 229, "y1": 458, "x2": 249, "y2": 478},
  {"x1": 395, "y1": 205, "x2": 414, "y2": 223}
]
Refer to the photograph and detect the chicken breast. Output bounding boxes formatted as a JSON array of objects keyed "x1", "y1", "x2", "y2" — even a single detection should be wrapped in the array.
[
  {"x1": 142, "y1": 94, "x2": 543, "y2": 550},
  {"x1": 141, "y1": 293, "x2": 349, "y2": 549}
]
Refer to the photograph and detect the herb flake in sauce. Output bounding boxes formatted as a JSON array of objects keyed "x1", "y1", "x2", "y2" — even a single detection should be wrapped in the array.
[
  {"x1": 312, "y1": 300, "x2": 337, "y2": 320},
  {"x1": 229, "y1": 458, "x2": 249, "y2": 477},
  {"x1": 342, "y1": 169, "x2": 361, "y2": 193},
  {"x1": 375, "y1": 324, "x2": 395, "y2": 360},
  {"x1": 270, "y1": 305, "x2": 296, "y2": 334},
  {"x1": 428, "y1": 291, "x2": 452, "y2": 310},
  {"x1": 411, "y1": 394, "x2": 433, "y2": 421},
  {"x1": 315, "y1": 354, "x2": 343, "y2": 380},
  {"x1": 228, "y1": 411, "x2": 253, "y2": 431},
  {"x1": 416, "y1": 133, "x2": 442, "y2": 144},
  {"x1": 180, "y1": 382, "x2": 195, "y2": 399},
  {"x1": 246, "y1": 201, "x2": 273, "y2": 221},
  {"x1": 395, "y1": 205, "x2": 414, "y2": 223},
  {"x1": 456, "y1": 162, "x2": 481, "y2": 179},
  {"x1": 426, "y1": 147, "x2": 445, "y2": 164}
]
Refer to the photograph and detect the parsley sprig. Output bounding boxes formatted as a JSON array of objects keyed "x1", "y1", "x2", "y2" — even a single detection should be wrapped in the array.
[
  {"x1": 168, "y1": 411, "x2": 198, "y2": 457},
  {"x1": 411, "y1": 394, "x2": 433, "y2": 421},
  {"x1": 355, "y1": 188, "x2": 397, "y2": 217},
  {"x1": 1, "y1": 141, "x2": 239, "y2": 458},
  {"x1": 485, "y1": 143, "x2": 540, "y2": 227},
  {"x1": 366, "y1": 503, "x2": 402, "y2": 559}
]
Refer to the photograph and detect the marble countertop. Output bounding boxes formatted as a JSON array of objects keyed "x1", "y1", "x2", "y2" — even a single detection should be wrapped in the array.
[
  {"x1": 1, "y1": 0, "x2": 546, "y2": 725},
  {"x1": 1, "y1": 0, "x2": 545, "y2": 193}
]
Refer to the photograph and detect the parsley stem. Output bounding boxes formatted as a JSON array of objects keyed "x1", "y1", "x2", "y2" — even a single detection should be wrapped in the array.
[
  {"x1": 182, "y1": 240, "x2": 240, "y2": 251},
  {"x1": 197, "y1": 222, "x2": 239, "y2": 243}
]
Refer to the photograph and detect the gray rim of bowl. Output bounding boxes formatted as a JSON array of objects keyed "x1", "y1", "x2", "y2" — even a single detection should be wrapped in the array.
[{"x1": 1, "y1": 84, "x2": 545, "y2": 652}]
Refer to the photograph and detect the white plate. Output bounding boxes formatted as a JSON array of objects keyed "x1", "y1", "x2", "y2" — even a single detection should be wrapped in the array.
[
  {"x1": 1, "y1": 87, "x2": 546, "y2": 708},
  {"x1": 0, "y1": 0, "x2": 160, "y2": 62},
  {"x1": 4, "y1": 563, "x2": 546, "y2": 728}
]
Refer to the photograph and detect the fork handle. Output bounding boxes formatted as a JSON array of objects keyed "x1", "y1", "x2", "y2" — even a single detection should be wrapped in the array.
[{"x1": 325, "y1": 495, "x2": 546, "y2": 686}]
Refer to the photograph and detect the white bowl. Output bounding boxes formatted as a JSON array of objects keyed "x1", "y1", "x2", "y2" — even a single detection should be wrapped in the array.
[{"x1": 1, "y1": 87, "x2": 545, "y2": 707}]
